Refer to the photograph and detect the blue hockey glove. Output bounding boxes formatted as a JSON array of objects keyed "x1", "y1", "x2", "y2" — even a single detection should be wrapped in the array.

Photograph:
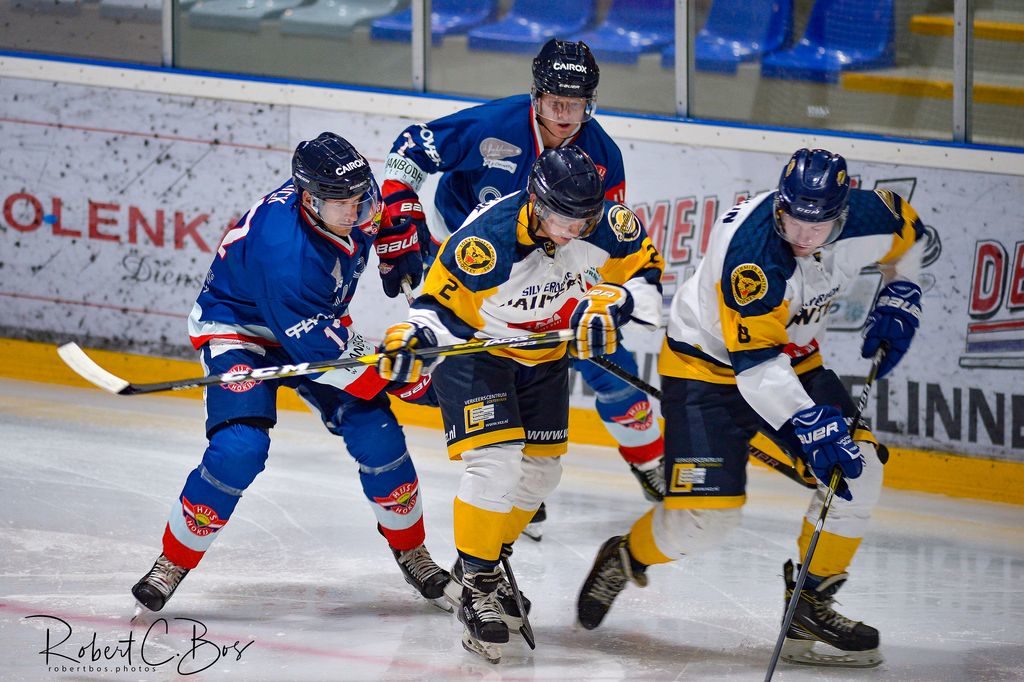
[
  {"x1": 569, "y1": 284, "x2": 634, "y2": 360},
  {"x1": 862, "y1": 281, "x2": 922, "y2": 379},
  {"x1": 791, "y1": 405, "x2": 863, "y2": 501},
  {"x1": 376, "y1": 322, "x2": 437, "y2": 383},
  {"x1": 375, "y1": 217, "x2": 422, "y2": 299}
]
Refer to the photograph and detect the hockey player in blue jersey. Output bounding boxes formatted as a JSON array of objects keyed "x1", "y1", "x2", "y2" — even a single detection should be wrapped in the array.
[
  {"x1": 130, "y1": 132, "x2": 450, "y2": 615},
  {"x1": 382, "y1": 39, "x2": 665, "y2": 539},
  {"x1": 577, "y1": 149, "x2": 927, "y2": 668}
]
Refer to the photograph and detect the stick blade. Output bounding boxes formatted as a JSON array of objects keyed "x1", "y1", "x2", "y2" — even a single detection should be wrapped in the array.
[{"x1": 56, "y1": 343, "x2": 131, "y2": 394}]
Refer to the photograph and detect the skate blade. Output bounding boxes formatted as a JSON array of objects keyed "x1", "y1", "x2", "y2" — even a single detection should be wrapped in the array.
[
  {"x1": 443, "y1": 580, "x2": 461, "y2": 611},
  {"x1": 461, "y1": 631, "x2": 502, "y2": 664},
  {"x1": 129, "y1": 601, "x2": 153, "y2": 625},
  {"x1": 781, "y1": 638, "x2": 884, "y2": 668},
  {"x1": 520, "y1": 523, "x2": 543, "y2": 542},
  {"x1": 428, "y1": 595, "x2": 454, "y2": 613}
]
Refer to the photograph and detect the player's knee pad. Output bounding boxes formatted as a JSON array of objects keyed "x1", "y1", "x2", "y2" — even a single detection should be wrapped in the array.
[
  {"x1": 457, "y1": 442, "x2": 524, "y2": 514},
  {"x1": 511, "y1": 456, "x2": 562, "y2": 510},
  {"x1": 817, "y1": 441, "x2": 884, "y2": 532},
  {"x1": 653, "y1": 506, "x2": 742, "y2": 557},
  {"x1": 202, "y1": 421, "x2": 271, "y2": 492}
]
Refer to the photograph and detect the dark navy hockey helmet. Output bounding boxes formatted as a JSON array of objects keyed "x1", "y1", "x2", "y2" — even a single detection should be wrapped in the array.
[
  {"x1": 774, "y1": 148, "x2": 850, "y2": 245},
  {"x1": 292, "y1": 132, "x2": 380, "y2": 231},
  {"x1": 529, "y1": 146, "x2": 604, "y2": 238},
  {"x1": 532, "y1": 39, "x2": 599, "y2": 122}
]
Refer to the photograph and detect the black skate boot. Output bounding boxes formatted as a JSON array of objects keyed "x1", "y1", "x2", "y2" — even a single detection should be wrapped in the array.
[
  {"x1": 781, "y1": 560, "x2": 883, "y2": 668},
  {"x1": 392, "y1": 545, "x2": 452, "y2": 612},
  {"x1": 577, "y1": 535, "x2": 647, "y2": 630},
  {"x1": 456, "y1": 561, "x2": 509, "y2": 663},
  {"x1": 444, "y1": 547, "x2": 532, "y2": 632},
  {"x1": 132, "y1": 554, "x2": 189, "y2": 614},
  {"x1": 520, "y1": 502, "x2": 546, "y2": 542},
  {"x1": 629, "y1": 456, "x2": 666, "y2": 502}
]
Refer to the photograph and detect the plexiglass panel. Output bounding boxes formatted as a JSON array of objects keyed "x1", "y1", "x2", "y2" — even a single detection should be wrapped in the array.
[
  {"x1": 690, "y1": 0, "x2": 964, "y2": 142},
  {"x1": 172, "y1": 0, "x2": 412, "y2": 88},
  {"x1": 424, "y1": 0, "x2": 677, "y2": 116},
  {"x1": 0, "y1": 0, "x2": 162, "y2": 63},
  {"x1": 968, "y1": 0, "x2": 1024, "y2": 147}
]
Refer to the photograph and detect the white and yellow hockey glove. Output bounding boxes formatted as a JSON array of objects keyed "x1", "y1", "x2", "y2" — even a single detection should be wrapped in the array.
[
  {"x1": 569, "y1": 283, "x2": 634, "y2": 360},
  {"x1": 376, "y1": 322, "x2": 438, "y2": 383}
]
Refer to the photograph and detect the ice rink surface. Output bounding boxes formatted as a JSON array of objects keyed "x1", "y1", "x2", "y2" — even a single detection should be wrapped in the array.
[{"x1": 2, "y1": 377, "x2": 1022, "y2": 681}]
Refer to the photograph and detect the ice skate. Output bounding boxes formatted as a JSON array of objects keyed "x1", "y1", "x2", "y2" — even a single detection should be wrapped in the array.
[
  {"x1": 444, "y1": 550, "x2": 531, "y2": 632},
  {"x1": 520, "y1": 502, "x2": 546, "y2": 542},
  {"x1": 577, "y1": 535, "x2": 647, "y2": 630},
  {"x1": 392, "y1": 544, "x2": 452, "y2": 612},
  {"x1": 629, "y1": 457, "x2": 666, "y2": 501},
  {"x1": 455, "y1": 561, "x2": 509, "y2": 664},
  {"x1": 781, "y1": 560, "x2": 883, "y2": 668},
  {"x1": 131, "y1": 554, "x2": 189, "y2": 617}
]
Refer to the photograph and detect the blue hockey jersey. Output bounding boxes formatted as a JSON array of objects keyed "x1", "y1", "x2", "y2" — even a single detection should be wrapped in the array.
[
  {"x1": 187, "y1": 180, "x2": 388, "y2": 399},
  {"x1": 384, "y1": 94, "x2": 626, "y2": 241}
]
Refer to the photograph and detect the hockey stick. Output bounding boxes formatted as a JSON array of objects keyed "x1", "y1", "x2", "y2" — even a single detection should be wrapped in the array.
[
  {"x1": 499, "y1": 556, "x2": 536, "y2": 650},
  {"x1": 56, "y1": 329, "x2": 574, "y2": 396},
  {"x1": 585, "y1": 355, "x2": 816, "y2": 489},
  {"x1": 763, "y1": 345, "x2": 886, "y2": 681}
]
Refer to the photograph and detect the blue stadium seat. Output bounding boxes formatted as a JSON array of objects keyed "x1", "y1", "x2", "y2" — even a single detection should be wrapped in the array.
[
  {"x1": 760, "y1": 0, "x2": 895, "y2": 83},
  {"x1": 370, "y1": 0, "x2": 498, "y2": 46},
  {"x1": 570, "y1": 0, "x2": 674, "y2": 65},
  {"x1": 467, "y1": 0, "x2": 596, "y2": 54},
  {"x1": 278, "y1": 0, "x2": 403, "y2": 38},
  {"x1": 189, "y1": 0, "x2": 307, "y2": 32},
  {"x1": 695, "y1": 0, "x2": 793, "y2": 73}
]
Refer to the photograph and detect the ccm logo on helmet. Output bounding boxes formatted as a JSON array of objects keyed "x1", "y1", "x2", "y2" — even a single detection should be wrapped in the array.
[
  {"x1": 553, "y1": 62, "x2": 587, "y2": 73},
  {"x1": 336, "y1": 158, "x2": 366, "y2": 175}
]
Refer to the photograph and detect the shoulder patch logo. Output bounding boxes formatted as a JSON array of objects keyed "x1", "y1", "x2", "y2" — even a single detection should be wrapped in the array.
[
  {"x1": 608, "y1": 205, "x2": 640, "y2": 242},
  {"x1": 455, "y1": 236, "x2": 497, "y2": 275},
  {"x1": 730, "y1": 263, "x2": 768, "y2": 305},
  {"x1": 480, "y1": 137, "x2": 522, "y2": 174},
  {"x1": 873, "y1": 189, "x2": 900, "y2": 220}
]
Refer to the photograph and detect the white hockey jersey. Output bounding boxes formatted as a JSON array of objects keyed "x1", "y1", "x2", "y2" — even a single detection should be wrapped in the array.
[
  {"x1": 660, "y1": 188, "x2": 926, "y2": 429},
  {"x1": 410, "y1": 190, "x2": 664, "y2": 365}
]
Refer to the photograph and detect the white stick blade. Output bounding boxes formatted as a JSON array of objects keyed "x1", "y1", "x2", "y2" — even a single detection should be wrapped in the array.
[{"x1": 56, "y1": 343, "x2": 131, "y2": 394}]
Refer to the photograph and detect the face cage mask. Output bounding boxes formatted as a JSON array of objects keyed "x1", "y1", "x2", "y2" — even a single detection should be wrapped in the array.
[
  {"x1": 772, "y1": 195, "x2": 848, "y2": 249},
  {"x1": 308, "y1": 191, "x2": 381, "y2": 233},
  {"x1": 533, "y1": 200, "x2": 600, "y2": 241},
  {"x1": 531, "y1": 88, "x2": 598, "y2": 126}
]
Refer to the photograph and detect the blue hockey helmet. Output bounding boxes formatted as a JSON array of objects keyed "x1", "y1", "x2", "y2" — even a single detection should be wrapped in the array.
[
  {"x1": 528, "y1": 146, "x2": 605, "y2": 238},
  {"x1": 774, "y1": 148, "x2": 850, "y2": 245},
  {"x1": 292, "y1": 132, "x2": 380, "y2": 231},
  {"x1": 532, "y1": 39, "x2": 599, "y2": 122}
]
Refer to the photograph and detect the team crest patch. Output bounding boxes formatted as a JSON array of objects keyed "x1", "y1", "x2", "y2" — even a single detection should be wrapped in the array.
[
  {"x1": 222, "y1": 364, "x2": 259, "y2": 393},
  {"x1": 608, "y1": 205, "x2": 640, "y2": 242},
  {"x1": 454, "y1": 236, "x2": 497, "y2": 275},
  {"x1": 730, "y1": 263, "x2": 768, "y2": 305},
  {"x1": 373, "y1": 481, "x2": 419, "y2": 515},
  {"x1": 182, "y1": 496, "x2": 226, "y2": 537}
]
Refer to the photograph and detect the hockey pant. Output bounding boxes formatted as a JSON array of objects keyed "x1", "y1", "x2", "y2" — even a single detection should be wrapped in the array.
[
  {"x1": 453, "y1": 442, "x2": 562, "y2": 567},
  {"x1": 628, "y1": 368, "x2": 884, "y2": 579},
  {"x1": 573, "y1": 345, "x2": 663, "y2": 465},
  {"x1": 161, "y1": 344, "x2": 425, "y2": 570}
]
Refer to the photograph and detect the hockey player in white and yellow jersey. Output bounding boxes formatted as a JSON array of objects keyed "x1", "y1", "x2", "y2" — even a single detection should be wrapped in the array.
[
  {"x1": 377, "y1": 146, "x2": 663, "y2": 663},
  {"x1": 577, "y1": 149, "x2": 927, "y2": 668}
]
